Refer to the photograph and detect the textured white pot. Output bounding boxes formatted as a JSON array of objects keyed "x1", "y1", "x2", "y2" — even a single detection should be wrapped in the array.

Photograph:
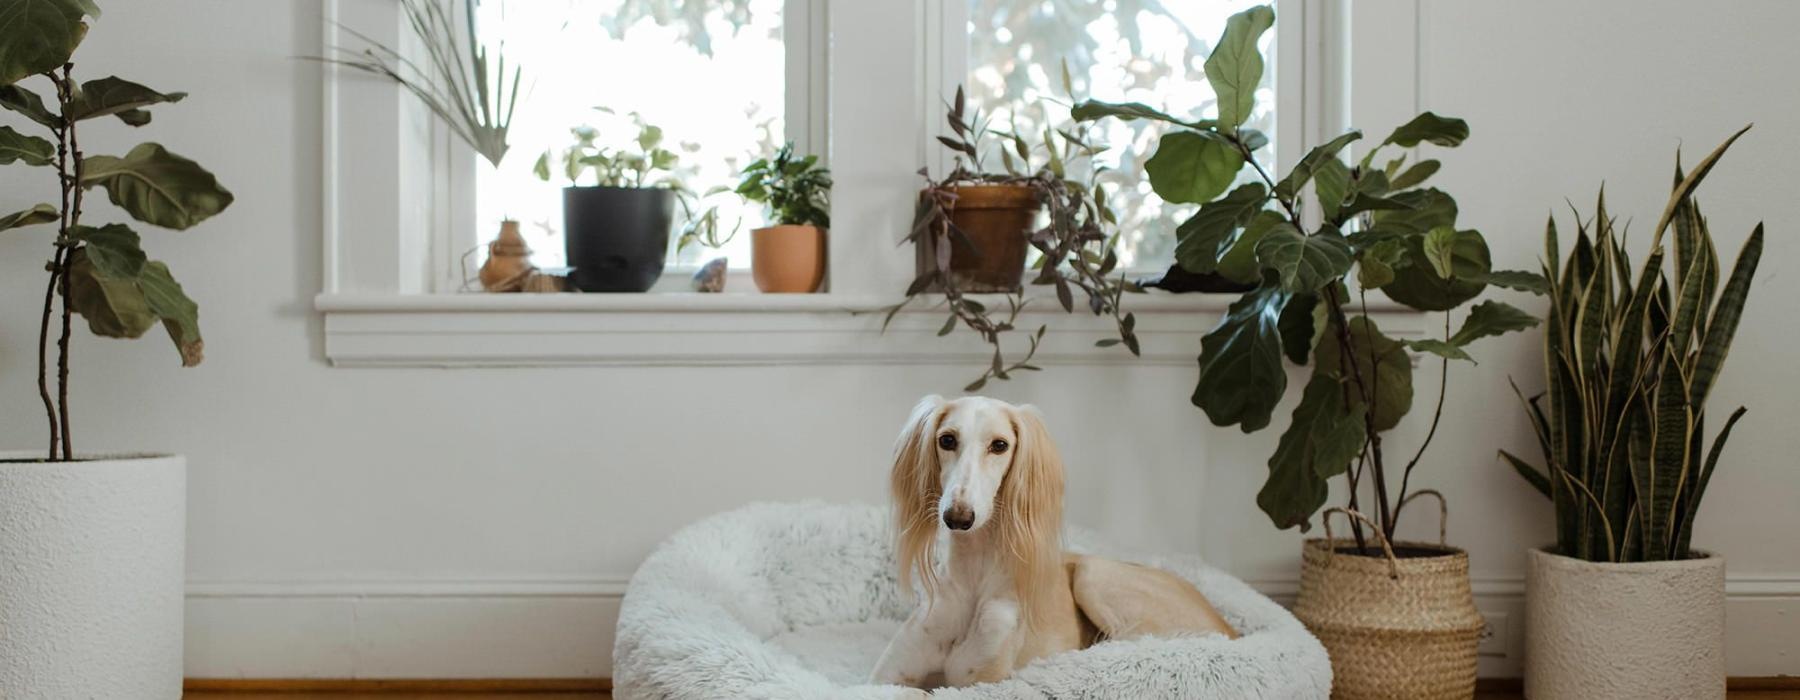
[
  {"x1": 0, "y1": 454, "x2": 186, "y2": 699},
  {"x1": 1525, "y1": 547, "x2": 1725, "y2": 700}
]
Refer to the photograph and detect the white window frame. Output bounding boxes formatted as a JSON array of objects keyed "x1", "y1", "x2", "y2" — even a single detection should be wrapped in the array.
[{"x1": 316, "y1": 0, "x2": 1428, "y2": 368}]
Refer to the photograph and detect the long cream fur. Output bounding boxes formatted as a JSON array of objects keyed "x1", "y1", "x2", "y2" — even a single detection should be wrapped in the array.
[{"x1": 873, "y1": 396, "x2": 1237, "y2": 691}]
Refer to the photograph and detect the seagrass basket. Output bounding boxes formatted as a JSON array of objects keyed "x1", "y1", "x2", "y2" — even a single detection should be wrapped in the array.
[{"x1": 1291, "y1": 494, "x2": 1483, "y2": 699}]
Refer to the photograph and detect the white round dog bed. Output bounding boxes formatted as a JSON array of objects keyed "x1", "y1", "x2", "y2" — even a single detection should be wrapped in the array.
[{"x1": 613, "y1": 502, "x2": 1331, "y2": 699}]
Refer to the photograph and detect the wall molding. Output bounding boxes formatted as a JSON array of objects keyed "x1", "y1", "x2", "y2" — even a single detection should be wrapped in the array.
[{"x1": 316, "y1": 293, "x2": 1429, "y2": 368}]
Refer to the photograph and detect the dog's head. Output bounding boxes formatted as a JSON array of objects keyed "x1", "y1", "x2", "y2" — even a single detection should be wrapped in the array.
[{"x1": 889, "y1": 395, "x2": 1064, "y2": 603}]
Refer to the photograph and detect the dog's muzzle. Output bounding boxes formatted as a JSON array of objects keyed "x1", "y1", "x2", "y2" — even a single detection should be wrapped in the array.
[{"x1": 942, "y1": 503, "x2": 975, "y2": 531}]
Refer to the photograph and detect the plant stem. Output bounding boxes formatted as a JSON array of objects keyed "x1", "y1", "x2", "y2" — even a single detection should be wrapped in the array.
[
  {"x1": 1324, "y1": 282, "x2": 1391, "y2": 537},
  {"x1": 55, "y1": 65, "x2": 84, "y2": 462},
  {"x1": 1395, "y1": 312, "x2": 1452, "y2": 521}
]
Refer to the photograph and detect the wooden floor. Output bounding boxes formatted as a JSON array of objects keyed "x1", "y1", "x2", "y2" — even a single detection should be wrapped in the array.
[{"x1": 180, "y1": 691, "x2": 1800, "y2": 699}]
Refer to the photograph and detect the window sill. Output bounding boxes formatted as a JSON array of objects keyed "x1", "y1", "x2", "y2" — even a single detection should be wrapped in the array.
[{"x1": 315, "y1": 292, "x2": 1428, "y2": 368}]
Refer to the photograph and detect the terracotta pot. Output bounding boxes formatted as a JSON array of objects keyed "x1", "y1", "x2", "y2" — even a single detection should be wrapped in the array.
[
  {"x1": 919, "y1": 184, "x2": 1038, "y2": 293},
  {"x1": 751, "y1": 224, "x2": 827, "y2": 293},
  {"x1": 1292, "y1": 506, "x2": 1482, "y2": 700},
  {"x1": 1525, "y1": 547, "x2": 1725, "y2": 700}
]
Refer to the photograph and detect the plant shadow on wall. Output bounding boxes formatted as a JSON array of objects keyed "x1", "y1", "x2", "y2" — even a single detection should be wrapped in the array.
[{"x1": 0, "y1": 0, "x2": 234, "y2": 461}]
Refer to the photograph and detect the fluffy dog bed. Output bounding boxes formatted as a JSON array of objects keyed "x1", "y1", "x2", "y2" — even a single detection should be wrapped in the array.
[{"x1": 613, "y1": 502, "x2": 1331, "y2": 699}]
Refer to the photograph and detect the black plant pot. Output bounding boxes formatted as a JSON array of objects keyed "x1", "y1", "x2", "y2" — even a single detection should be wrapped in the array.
[{"x1": 563, "y1": 186, "x2": 675, "y2": 292}]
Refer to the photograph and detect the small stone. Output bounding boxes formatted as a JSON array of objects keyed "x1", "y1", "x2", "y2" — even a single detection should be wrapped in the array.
[{"x1": 691, "y1": 257, "x2": 728, "y2": 293}]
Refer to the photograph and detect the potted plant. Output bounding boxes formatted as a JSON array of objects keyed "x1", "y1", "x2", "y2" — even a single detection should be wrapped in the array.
[
  {"x1": 896, "y1": 85, "x2": 1141, "y2": 391},
  {"x1": 1077, "y1": 5, "x2": 1545, "y2": 697},
  {"x1": 533, "y1": 111, "x2": 711, "y2": 292},
  {"x1": 0, "y1": 1, "x2": 234, "y2": 697},
  {"x1": 1501, "y1": 128, "x2": 1760, "y2": 700},
  {"x1": 737, "y1": 142, "x2": 830, "y2": 293}
]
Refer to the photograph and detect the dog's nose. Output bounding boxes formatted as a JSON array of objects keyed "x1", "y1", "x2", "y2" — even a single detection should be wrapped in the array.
[{"x1": 943, "y1": 504, "x2": 974, "y2": 531}]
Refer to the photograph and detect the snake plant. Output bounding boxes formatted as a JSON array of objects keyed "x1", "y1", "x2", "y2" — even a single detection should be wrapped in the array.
[{"x1": 1503, "y1": 127, "x2": 1763, "y2": 563}]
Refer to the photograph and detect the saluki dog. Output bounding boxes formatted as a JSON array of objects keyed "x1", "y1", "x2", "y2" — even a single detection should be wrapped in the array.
[{"x1": 871, "y1": 395, "x2": 1238, "y2": 691}]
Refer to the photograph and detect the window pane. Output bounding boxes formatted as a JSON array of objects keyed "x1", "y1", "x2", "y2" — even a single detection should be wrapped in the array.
[
  {"x1": 966, "y1": 0, "x2": 1276, "y2": 271},
  {"x1": 477, "y1": 0, "x2": 786, "y2": 271}
]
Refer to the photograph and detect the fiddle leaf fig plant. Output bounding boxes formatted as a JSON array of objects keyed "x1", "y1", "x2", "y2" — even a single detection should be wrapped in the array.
[
  {"x1": 0, "y1": 0, "x2": 234, "y2": 461},
  {"x1": 1077, "y1": 3, "x2": 1542, "y2": 545}
]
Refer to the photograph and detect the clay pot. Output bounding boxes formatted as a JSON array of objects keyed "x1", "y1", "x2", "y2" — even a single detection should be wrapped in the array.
[
  {"x1": 919, "y1": 184, "x2": 1038, "y2": 293},
  {"x1": 751, "y1": 225, "x2": 826, "y2": 293}
]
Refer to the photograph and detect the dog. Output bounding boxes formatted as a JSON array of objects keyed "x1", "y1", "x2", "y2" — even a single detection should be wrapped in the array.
[{"x1": 871, "y1": 396, "x2": 1237, "y2": 690}]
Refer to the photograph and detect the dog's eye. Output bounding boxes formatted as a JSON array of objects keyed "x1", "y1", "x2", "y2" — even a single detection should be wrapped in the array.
[
  {"x1": 989, "y1": 439, "x2": 1009, "y2": 454},
  {"x1": 937, "y1": 434, "x2": 958, "y2": 451}
]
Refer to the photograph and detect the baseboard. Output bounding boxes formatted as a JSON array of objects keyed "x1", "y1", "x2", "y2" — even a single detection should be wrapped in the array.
[
  {"x1": 182, "y1": 574, "x2": 1800, "y2": 679},
  {"x1": 184, "y1": 678, "x2": 611, "y2": 692}
]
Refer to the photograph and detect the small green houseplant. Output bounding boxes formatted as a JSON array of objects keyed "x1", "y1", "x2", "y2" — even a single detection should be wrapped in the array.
[
  {"x1": 1076, "y1": 5, "x2": 1538, "y2": 695},
  {"x1": 1505, "y1": 128, "x2": 1759, "y2": 699},
  {"x1": 738, "y1": 142, "x2": 831, "y2": 293},
  {"x1": 0, "y1": 1, "x2": 232, "y2": 695},
  {"x1": 533, "y1": 112, "x2": 722, "y2": 292},
  {"x1": 898, "y1": 85, "x2": 1140, "y2": 392}
]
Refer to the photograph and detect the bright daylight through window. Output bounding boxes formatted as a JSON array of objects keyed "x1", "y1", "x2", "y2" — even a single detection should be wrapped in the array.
[
  {"x1": 965, "y1": 0, "x2": 1274, "y2": 271},
  {"x1": 475, "y1": 0, "x2": 786, "y2": 272}
]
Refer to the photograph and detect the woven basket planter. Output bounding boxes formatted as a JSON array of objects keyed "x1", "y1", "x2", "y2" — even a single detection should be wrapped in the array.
[{"x1": 1292, "y1": 502, "x2": 1483, "y2": 700}]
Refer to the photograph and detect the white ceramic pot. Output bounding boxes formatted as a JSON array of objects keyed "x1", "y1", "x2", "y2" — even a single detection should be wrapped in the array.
[
  {"x1": 0, "y1": 454, "x2": 186, "y2": 699},
  {"x1": 1525, "y1": 547, "x2": 1725, "y2": 700}
]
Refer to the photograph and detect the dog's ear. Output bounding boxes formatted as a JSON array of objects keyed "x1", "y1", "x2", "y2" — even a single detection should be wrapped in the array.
[
  {"x1": 891, "y1": 395, "x2": 944, "y2": 596},
  {"x1": 998, "y1": 403, "x2": 1066, "y2": 630}
]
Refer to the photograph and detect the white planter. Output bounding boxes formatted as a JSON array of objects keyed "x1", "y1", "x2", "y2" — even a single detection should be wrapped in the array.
[
  {"x1": 1525, "y1": 547, "x2": 1725, "y2": 700},
  {"x1": 0, "y1": 454, "x2": 186, "y2": 699}
]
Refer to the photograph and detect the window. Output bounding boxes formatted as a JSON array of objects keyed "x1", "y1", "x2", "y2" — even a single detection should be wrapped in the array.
[
  {"x1": 474, "y1": 0, "x2": 800, "y2": 272},
  {"x1": 964, "y1": 0, "x2": 1277, "y2": 271}
]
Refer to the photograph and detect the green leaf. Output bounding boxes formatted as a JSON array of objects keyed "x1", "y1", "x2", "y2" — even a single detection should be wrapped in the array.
[
  {"x1": 1255, "y1": 224, "x2": 1353, "y2": 293},
  {"x1": 139, "y1": 259, "x2": 204, "y2": 366},
  {"x1": 1389, "y1": 159, "x2": 1441, "y2": 190},
  {"x1": 66, "y1": 247, "x2": 157, "y2": 339},
  {"x1": 1382, "y1": 112, "x2": 1470, "y2": 148},
  {"x1": 0, "y1": 202, "x2": 56, "y2": 230},
  {"x1": 1407, "y1": 338, "x2": 1474, "y2": 363},
  {"x1": 1423, "y1": 226, "x2": 1460, "y2": 279},
  {"x1": 1474, "y1": 269, "x2": 1550, "y2": 294},
  {"x1": 81, "y1": 142, "x2": 235, "y2": 230},
  {"x1": 1194, "y1": 285, "x2": 1291, "y2": 432},
  {"x1": 1357, "y1": 238, "x2": 1407, "y2": 289},
  {"x1": 1144, "y1": 130, "x2": 1244, "y2": 204},
  {"x1": 70, "y1": 223, "x2": 147, "y2": 278},
  {"x1": 1382, "y1": 228, "x2": 1492, "y2": 311},
  {"x1": 1499, "y1": 449, "x2": 1553, "y2": 498},
  {"x1": 1275, "y1": 131, "x2": 1361, "y2": 199},
  {"x1": 0, "y1": 0, "x2": 92, "y2": 86},
  {"x1": 1069, "y1": 99, "x2": 1214, "y2": 130},
  {"x1": 1216, "y1": 210, "x2": 1282, "y2": 283},
  {"x1": 65, "y1": 76, "x2": 187, "y2": 124},
  {"x1": 1174, "y1": 182, "x2": 1266, "y2": 274},
  {"x1": 1448, "y1": 300, "x2": 1539, "y2": 346},
  {"x1": 1357, "y1": 188, "x2": 1459, "y2": 244},
  {"x1": 0, "y1": 123, "x2": 52, "y2": 165},
  {"x1": 1259, "y1": 373, "x2": 1366, "y2": 531},
  {"x1": 1277, "y1": 292, "x2": 1320, "y2": 365},
  {"x1": 1317, "y1": 315, "x2": 1413, "y2": 430},
  {"x1": 1204, "y1": 4, "x2": 1275, "y2": 129},
  {"x1": 1689, "y1": 223, "x2": 1762, "y2": 408},
  {"x1": 0, "y1": 84, "x2": 56, "y2": 128},
  {"x1": 1314, "y1": 158, "x2": 1351, "y2": 221}
]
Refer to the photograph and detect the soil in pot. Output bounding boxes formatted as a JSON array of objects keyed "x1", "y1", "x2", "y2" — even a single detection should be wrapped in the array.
[
  {"x1": 1292, "y1": 509, "x2": 1483, "y2": 700},
  {"x1": 563, "y1": 186, "x2": 675, "y2": 292},
  {"x1": 919, "y1": 184, "x2": 1038, "y2": 293},
  {"x1": 751, "y1": 224, "x2": 827, "y2": 293}
]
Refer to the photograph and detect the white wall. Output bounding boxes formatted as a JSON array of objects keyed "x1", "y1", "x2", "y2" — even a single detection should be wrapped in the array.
[{"x1": 0, "y1": 0, "x2": 1793, "y2": 680}]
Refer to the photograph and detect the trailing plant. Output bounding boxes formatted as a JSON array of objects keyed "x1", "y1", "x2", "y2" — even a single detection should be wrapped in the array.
[
  {"x1": 737, "y1": 141, "x2": 830, "y2": 228},
  {"x1": 897, "y1": 83, "x2": 1141, "y2": 392},
  {"x1": 1076, "y1": 4, "x2": 1545, "y2": 545},
  {"x1": 532, "y1": 111, "x2": 732, "y2": 252},
  {"x1": 327, "y1": 0, "x2": 522, "y2": 169},
  {"x1": 0, "y1": 0, "x2": 235, "y2": 460},
  {"x1": 1502, "y1": 128, "x2": 1761, "y2": 563}
]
